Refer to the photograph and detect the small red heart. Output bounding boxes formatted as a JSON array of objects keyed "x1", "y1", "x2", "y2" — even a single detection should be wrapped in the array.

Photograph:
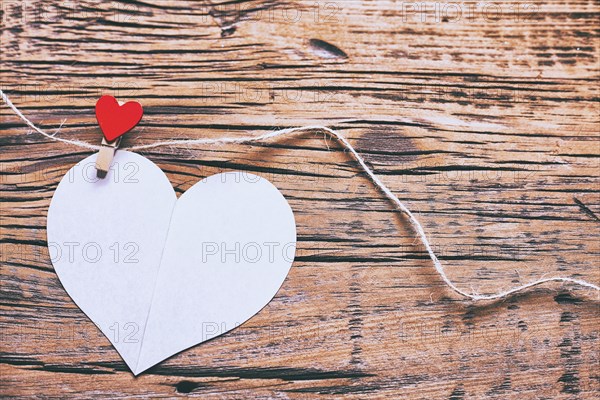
[{"x1": 95, "y1": 95, "x2": 143, "y2": 142}]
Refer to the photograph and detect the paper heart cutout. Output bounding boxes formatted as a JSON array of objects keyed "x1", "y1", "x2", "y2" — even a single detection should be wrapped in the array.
[
  {"x1": 47, "y1": 151, "x2": 296, "y2": 375},
  {"x1": 95, "y1": 96, "x2": 143, "y2": 141}
]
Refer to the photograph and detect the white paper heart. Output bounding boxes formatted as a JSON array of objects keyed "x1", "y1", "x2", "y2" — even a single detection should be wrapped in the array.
[{"x1": 47, "y1": 151, "x2": 296, "y2": 375}]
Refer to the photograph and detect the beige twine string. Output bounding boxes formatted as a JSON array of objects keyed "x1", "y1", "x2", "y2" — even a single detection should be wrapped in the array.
[{"x1": 2, "y1": 89, "x2": 598, "y2": 301}]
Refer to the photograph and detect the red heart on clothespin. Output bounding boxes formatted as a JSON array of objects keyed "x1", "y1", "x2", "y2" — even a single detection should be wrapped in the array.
[{"x1": 95, "y1": 95, "x2": 143, "y2": 142}]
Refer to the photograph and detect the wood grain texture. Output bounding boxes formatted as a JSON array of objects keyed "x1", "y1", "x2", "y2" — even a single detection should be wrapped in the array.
[{"x1": 1, "y1": 0, "x2": 599, "y2": 398}]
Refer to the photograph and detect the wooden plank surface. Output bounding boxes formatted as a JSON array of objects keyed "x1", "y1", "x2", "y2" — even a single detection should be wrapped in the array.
[{"x1": 1, "y1": 0, "x2": 599, "y2": 398}]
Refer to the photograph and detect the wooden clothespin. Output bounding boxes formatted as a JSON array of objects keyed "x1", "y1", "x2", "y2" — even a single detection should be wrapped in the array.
[
  {"x1": 94, "y1": 95, "x2": 144, "y2": 179},
  {"x1": 96, "y1": 137, "x2": 122, "y2": 178}
]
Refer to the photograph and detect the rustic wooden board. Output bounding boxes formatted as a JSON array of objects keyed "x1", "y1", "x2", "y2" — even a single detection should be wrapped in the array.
[{"x1": 1, "y1": 0, "x2": 599, "y2": 398}]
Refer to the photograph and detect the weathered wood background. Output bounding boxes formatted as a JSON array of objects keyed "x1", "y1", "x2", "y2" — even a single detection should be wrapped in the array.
[{"x1": 1, "y1": 0, "x2": 599, "y2": 398}]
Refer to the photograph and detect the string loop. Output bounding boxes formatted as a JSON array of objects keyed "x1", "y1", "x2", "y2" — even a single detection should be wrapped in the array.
[{"x1": 2, "y1": 89, "x2": 598, "y2": 301}]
